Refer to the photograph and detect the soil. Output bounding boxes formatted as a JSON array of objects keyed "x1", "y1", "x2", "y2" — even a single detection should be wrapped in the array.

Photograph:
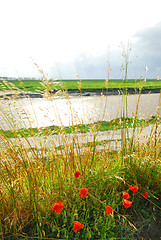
[
  {"x1": 65, "y1": 87, "x2": 161, "y2": 97},
  {"x1": 141, "y1": 222, "x2": 161, "y2": 240},
  {"x1": 0, "y1": 88, "x2": 160, "y2": 99}
]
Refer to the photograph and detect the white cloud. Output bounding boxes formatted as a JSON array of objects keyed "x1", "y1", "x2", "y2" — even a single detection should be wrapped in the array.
[{"x1": 0, "y1": 0, "x2": 161, "y2": 78}]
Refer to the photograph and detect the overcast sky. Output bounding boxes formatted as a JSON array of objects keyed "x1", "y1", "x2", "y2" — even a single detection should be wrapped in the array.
[{"x1": 0, "y1": 0, "x2": 161, "y2": 79}]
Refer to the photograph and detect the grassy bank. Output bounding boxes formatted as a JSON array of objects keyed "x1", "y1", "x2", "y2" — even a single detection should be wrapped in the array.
[
  {"x1": 0, "y1": 116, "x2": 160, "y2": 138},
  {"x1": 0, "y1": 79, "x2": 161, "y2": 92},
  {"x1": 0, "y1": 123, "x2": 161, "y2": 239},
  {"x1": 0, "y1": 78, "x2": 161, "y2": 239}
]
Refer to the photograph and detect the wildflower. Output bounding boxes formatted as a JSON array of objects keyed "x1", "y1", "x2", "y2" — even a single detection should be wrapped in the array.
[
  {"x1": 80, "y1": 188, "x2": 88, "y2": 198},
  {"x1": 130, "y1": 185, "x2": 139, "y2": 193},
  {"x1": 143, "y1": 192, "x2": 148, "y2": 198},
  {"x1": 74, "y1": 171, "x2": 81, "y2": 178},
  {"x1": 123, "y1": 198, "x2": 132, "y2": 208},
  {"x1": 105, "y1": 206, "x2": 113, "y2": 214},
  {"x1": 52, "y1": 202, "x2": 64, "y2": 215},
  {"x1": 73, "y1": 221, "x2": 84, "y2": 232},
  {"x1": 123, "y1": 192, "x2": 130, "y2": 199}
]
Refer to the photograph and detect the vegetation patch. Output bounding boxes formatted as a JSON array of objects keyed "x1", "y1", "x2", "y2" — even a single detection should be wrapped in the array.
[
  {"x1": 0, "y1": 79, "x2": 161, "y2": 92},
  {"x1": 0, "y1": 73, "x2": 161, "y2": 239}
]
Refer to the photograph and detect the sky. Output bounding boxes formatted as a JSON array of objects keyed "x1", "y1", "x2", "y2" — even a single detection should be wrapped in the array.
[{"x1": 0, "y1": 0, "x2": 161, "y2": 79}]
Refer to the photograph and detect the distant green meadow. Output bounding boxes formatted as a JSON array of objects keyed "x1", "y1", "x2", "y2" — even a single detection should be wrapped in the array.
[{"x1": 0, "y1": 79, "x2": 161, "y2": 92}]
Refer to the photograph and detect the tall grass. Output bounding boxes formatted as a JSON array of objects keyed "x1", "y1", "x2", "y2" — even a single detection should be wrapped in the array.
[{"x1": 0, "y1": 66, "x2": 161, "y2": 239}]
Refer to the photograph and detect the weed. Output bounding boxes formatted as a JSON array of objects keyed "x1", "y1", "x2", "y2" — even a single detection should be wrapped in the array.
[{"x1": 0, "y1": 63, "x2": 161, "y2": 239}]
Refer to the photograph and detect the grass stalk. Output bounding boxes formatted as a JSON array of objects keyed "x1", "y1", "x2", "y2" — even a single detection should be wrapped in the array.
[{"x1": 0, "y1": 66, "x2": 161, "y2": 239}]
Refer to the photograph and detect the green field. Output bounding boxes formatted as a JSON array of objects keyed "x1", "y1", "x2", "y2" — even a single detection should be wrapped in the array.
[{"x1": 0, "y1": 79, "x2": 161, "y2": 92}]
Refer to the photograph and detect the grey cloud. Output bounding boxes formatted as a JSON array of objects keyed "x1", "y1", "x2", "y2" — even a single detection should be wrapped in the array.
[
  {"x1": 131, "y1": 22, "x2": 161, "y2": 78},
  {"x1": 75, "y1": 53, "x2": 108, "y2": 79},
  {"x1": 48, "y1": 22, "x2": 161, "y2": 79},
  {"x1": 49, "y1": 51, "x2": 123, "y2": 80},
  {"x1": 134, "y1": 22, "x2": 161, "y2": 55},
  {"x1": 49, "y1": 53, "x2": 109, "y2": 79}
]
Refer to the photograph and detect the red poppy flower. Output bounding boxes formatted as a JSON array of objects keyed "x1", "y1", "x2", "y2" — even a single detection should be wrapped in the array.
[
  {"x1": 80, "y1": 188, "x2": 88, "y2": 198},
  {"x1": 130, "y1": 185, "x2": 139, "y2": 193},
  {"x1": 74, "y1": 171, "x2": 81, "y2": 178},
  {"x1": 123, "y1": 192, "x2": 130, "y2": 199},
  {"x1": 52, "y1": 202, "x2": 64, "y2": 214},
  {"x1": 105, "y1": 206, "x2": 113, "y2": 214},
  {"x1": 123, "y1": 198, "x2": 132, "y2": 208},
  {"x1": 143, "y1": 192, "x2": 148, "y2": 198},
  {"x1": 73, "y1": 221, "x2": 84, "y2": 232}
]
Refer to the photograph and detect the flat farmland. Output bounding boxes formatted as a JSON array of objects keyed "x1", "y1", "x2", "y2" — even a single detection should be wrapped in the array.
[{"x1": 0, "y1": 79, "x2": 160, "y2": 91}]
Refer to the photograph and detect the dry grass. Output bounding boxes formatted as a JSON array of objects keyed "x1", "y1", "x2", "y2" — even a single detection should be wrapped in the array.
[{"x1": 0, "y1": 74, "x2": 161, "y2": 239}]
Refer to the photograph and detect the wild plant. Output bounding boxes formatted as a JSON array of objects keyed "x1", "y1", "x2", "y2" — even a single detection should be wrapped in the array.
[{"x1": 0, "y1": 63, "x2": 161, "y2": 239}]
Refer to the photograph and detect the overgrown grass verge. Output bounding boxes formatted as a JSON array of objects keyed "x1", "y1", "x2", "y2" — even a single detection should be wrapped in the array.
[
  {"x1": 0, "y1": 75, "x2": 161, "y2": 239},
  {"x1": 0, "y1": 139, "x2": 161, "y2": 239}
]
